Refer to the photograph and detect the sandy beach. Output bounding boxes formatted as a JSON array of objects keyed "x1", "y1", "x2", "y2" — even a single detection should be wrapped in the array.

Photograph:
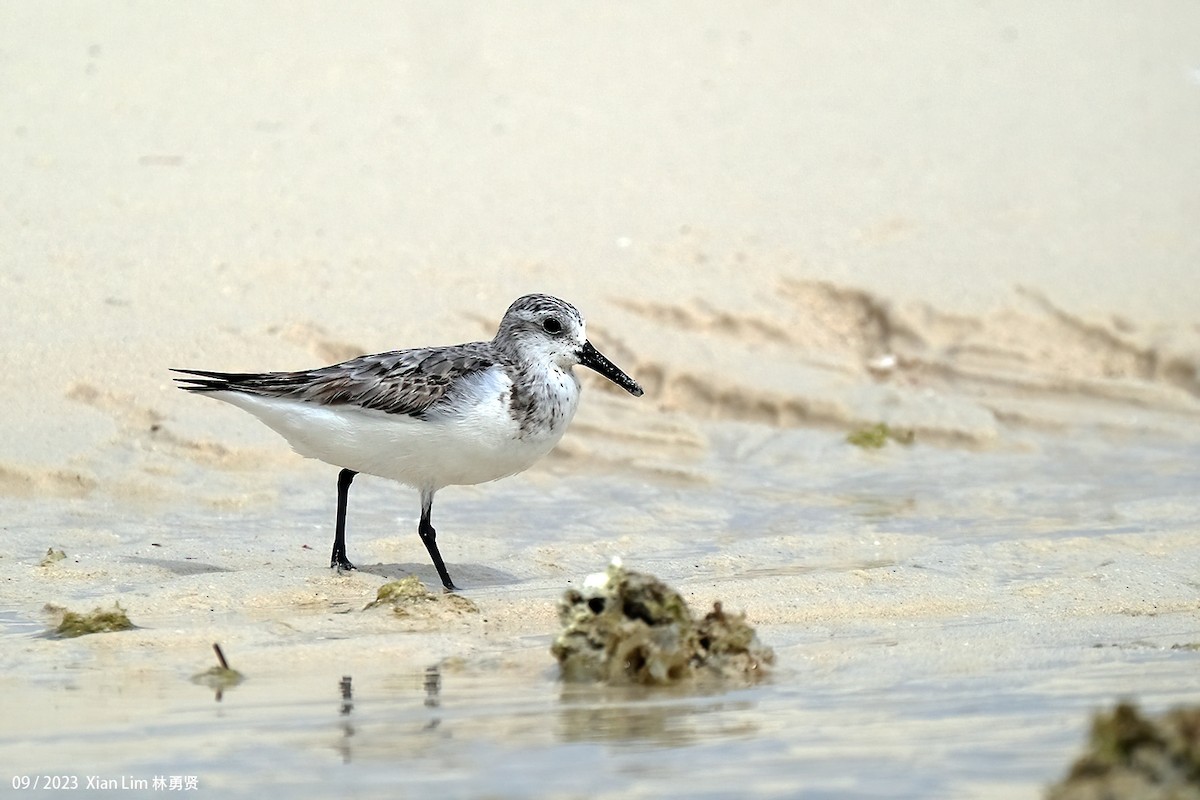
[{"x1": 2, "y1": 3, "x2": 1199, "y2": 798}]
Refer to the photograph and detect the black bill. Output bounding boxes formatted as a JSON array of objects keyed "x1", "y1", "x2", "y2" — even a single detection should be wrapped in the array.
[{"x1": 577, "y1": 341, "x2": 644, "y2": 397}]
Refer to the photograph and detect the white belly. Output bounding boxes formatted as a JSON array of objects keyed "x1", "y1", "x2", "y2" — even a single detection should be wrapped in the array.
[{"x1": 205, "y1": 369, "x2": 576, "y2": 489}]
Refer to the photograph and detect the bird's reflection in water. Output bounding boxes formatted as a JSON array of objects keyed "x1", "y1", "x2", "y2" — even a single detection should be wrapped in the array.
[
  {"x1": 423, "y1": 664, "x2": 442, "y2": 730},
  {"x1": 336, "y1": 675, "x2": 354, "y2": 763}
]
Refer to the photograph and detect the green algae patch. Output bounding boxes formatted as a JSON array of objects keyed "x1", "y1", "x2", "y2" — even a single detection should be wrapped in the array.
[
  {"x1": 365, "y1": 576, "x2": 478, "y2": 617},
  {"x1": 45, "y1": 603, "x2": 133, "y2": 638},
  {"x1": 38, "y1": 548, "x2": 66, "y2": 567},
  {"x1": 367, "y1": 576, "x2": 431, "y2": 607},
  {"x1": 191, "y1": 664, "x2": 244, "y2": 690},
  {"x1": 1046, "y1": 701, "x2": 1200, "y2": 800},
  {"x1": 847, "y1": 422, "x2": 914, "y2": 448},
  {"x1": 552, "y1": 561, "x2": 774, "y2": 686}
]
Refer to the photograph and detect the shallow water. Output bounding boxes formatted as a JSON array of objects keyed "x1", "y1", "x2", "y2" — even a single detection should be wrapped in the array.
[
  {"x1": 2, "y1": 644, "x2": 1197, "y2": 799},
  {"x1": 2, "y1": 422, "x2": 1198, "y2": 798}
]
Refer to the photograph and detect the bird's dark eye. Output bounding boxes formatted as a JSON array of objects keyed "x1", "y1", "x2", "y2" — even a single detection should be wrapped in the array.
[{"x1": 542, "y1": 317, "x2": 563, "y2": 335}]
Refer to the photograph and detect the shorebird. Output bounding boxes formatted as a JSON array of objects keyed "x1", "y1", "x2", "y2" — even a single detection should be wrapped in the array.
[{"x1": 174, "y1": 294, "x2": 644, "y2": 590}]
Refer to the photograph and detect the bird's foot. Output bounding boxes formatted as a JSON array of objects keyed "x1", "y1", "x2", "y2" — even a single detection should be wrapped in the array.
[{"x1": 331, "y1": 557, "x2": 357, "y2": 572}]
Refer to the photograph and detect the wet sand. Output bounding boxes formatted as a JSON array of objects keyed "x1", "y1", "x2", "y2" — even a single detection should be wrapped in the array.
[{"x1": 2, "y1": 3, "x2": 1199, "y2": 798}]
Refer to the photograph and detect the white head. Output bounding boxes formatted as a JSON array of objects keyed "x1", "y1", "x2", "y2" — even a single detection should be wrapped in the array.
[{"x1": 494, "y1": 294, "x2": 644, "y2": 396}]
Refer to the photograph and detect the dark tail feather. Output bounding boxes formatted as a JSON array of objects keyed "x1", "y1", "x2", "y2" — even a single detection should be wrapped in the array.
[{"x1": 171, "y1": 368, "x2": 262, "y2": 392}]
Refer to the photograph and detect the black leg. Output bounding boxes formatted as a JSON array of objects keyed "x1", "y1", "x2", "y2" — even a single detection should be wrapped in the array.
[
  {"x1": 331, "y1": 469, "x2": 357, "y2": 571},
  {"x1": 419, "y1": 489, "x2": 458, "y2": 591}
]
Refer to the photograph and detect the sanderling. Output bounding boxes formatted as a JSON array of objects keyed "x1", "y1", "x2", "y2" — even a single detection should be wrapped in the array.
[{"x1": 173, "y1": 294, "x2": 644, "y2": 591}]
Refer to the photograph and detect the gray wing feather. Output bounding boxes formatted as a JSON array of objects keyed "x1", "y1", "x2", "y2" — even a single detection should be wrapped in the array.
[{"x1": 174, "y1": 342, "x2": 499, "y2": 417}]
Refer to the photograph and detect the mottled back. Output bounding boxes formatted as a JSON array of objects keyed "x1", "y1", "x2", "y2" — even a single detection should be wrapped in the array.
[{"x1": 174, "y1": 343, "x2": 498, "y2": 417}]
